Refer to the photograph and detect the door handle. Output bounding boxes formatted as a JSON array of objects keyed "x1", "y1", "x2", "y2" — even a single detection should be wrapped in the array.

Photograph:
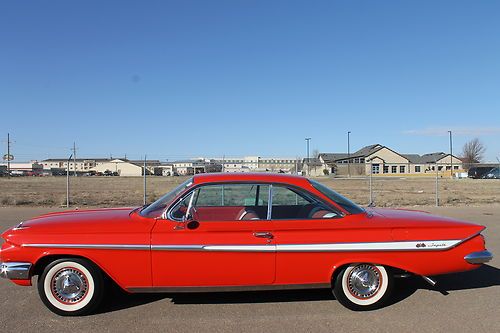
[{"x1": 253, "y1": 232, "x2": 274, "y2": 239}]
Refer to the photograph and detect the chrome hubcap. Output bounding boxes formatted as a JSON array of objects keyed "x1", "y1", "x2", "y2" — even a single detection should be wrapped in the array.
[
  {"x1": 51, "y1": 268, "x2": 88, "y2": 304},
  {"x1": 347, "y1": 264, "x2": 381, "y2": 299}
]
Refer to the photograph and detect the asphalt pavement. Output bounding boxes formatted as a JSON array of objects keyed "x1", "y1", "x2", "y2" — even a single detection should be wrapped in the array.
[{"x1": 0, "y1": 206, "x2": 499, "y2": 333}]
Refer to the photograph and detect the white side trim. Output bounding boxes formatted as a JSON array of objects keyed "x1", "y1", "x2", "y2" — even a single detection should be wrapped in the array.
[
  {"x1": 22, "y1": 239, "x2": 462, "y2": 252},
  {"x1": 204, "y1": 245, "x2": 276, "y2": 252},
  {"x1": 22, "y1": 244, "x2": 150, "y2": 250},
  {"x1": 276, "y1": 239, "x2": 462, "y2": 252}
]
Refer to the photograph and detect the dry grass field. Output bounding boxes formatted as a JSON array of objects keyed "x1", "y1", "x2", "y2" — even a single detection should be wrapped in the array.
[{"x1": 0, "y1": 175, "x2": 498, "y2": 208}]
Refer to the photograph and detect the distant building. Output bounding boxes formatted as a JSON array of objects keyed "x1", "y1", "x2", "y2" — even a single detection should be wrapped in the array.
[
  {"x1": 0, "y1": 161, "x2": 43, "y2": 175},
  {"x1": 90, "y1": 159, "x2": 141, "y2": 176},
  {"x1": 302, "y1": 158, "x2": 323, "y2": 176},
  {"x1": 156, "y1": 163, "x2": 175, "y2": 176},
  {"x1": 223, "y1": 163, "x2": 251, "y2": 173},
  {"x1": 172, "y1": 159, "x2": 209, "y2": 175},
  {"x1": 212, "y1": 156, "x2": 299, "y2": 173},
  {"x1": 319, "y1": 144, "x2": 463, "y2": 176},
  {"x1": 41, "y1": 158, "x2": 111, "y2": 172},
  {"x1": 90, "y1": 159, "x2": 161, "y2": 176}
]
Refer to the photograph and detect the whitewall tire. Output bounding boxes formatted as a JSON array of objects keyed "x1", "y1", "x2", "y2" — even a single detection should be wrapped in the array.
[
  {"x1": 37, "y1": 258, "x2": 104, "y2": 316},
  {"x1": 333, "y1": 263, "x2": 393, "y2": 311}
]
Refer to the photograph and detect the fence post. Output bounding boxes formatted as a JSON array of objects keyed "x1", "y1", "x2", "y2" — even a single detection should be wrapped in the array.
[
  {"x1": 435, "y1": 162, "x2": 439, "y2": 207},
  {"x1": 369, "y1": 161, "x2": 373, "y2": 205},
  {"x1": 143, "y1": 155, "x2": 147, "y2": 205},
  {"x1": 66, "y1": 153, "x2": 72, "y2": 208}
]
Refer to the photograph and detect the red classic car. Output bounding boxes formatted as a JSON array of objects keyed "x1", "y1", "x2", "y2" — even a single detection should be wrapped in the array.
[{"x1": 0, "y1": 173, "x2": 493, "y2": 315}]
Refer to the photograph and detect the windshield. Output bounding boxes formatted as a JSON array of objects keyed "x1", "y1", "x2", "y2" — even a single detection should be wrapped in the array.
[
  {"x1": 309, "y1": 180, "x2": 365, "y2": 214},
  {"x1": 140, "y1": 178, "x2": 193, "y2": 218}
]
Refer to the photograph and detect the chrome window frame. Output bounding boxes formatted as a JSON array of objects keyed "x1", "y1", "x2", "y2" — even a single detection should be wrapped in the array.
[
  {"x1": 164, "y1": 181, "x2": 343, "y2": 223},
  {"x1": 165, "y1": 182, "x2": 273, "y2": 222}
]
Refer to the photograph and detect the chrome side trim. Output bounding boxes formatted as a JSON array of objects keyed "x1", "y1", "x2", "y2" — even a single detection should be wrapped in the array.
[
  {"x1": 151, "y1": 245, "x2": 204, "y2": 251},
  {"x1": 204, "y1": 245, "x2": 275, "y2": 252},
  {"x1": 21, "y1": 239, "x2": 465, "y2": 252},
  {"x1": 151, "y1": 245, "x2": 275, "y2": 252},
  {"x1": 127, "y1": 283, "x2": 331, "y2": 293},
  {"x1": 464, "y1": 250, "x2": 493, "y2": 264},
  {"x1": 21, "y1": 244, "x2": 150, "y2": 250},
  {"x1": 0, "y1": 262, "x2": 32, "y2": 280},
  {"x1": 152, "y1": 240, "x2": 462, "y2": 252},
  {"x1": 275, "y1": 239, "x2": 462, "y2": 252}
]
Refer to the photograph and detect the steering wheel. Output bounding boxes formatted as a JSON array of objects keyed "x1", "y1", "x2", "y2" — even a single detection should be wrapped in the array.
[
  {"x1": 186, "y1": 206, "x2": 199, "y2": 221},
  {"x1": 308, "y1": 206, "x2": 337, "y2": 219}
]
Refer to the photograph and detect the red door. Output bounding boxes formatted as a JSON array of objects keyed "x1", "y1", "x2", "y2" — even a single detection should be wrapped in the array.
[{"x1": 151, "y1": 219, "x2": 275, "y2": 287}]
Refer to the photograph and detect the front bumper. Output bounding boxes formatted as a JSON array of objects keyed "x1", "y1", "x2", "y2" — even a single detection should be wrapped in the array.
[
  {"x1": 0, "y1": 262, "x2": 32, "y2": 280},
  {"x1": 464, "y1": 250, "x2": 493, "y2": 264}
]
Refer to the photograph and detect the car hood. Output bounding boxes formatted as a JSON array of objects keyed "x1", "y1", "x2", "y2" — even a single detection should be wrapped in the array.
[
  {"x1": 2, "y1": 207, "x2": 140, "y2": 239},
  {"x1": 366, "y1": 208, "x2": 485, "y2": 241}
]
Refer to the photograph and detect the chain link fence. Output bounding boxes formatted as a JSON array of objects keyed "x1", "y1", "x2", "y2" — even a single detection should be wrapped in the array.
[{"x1": 0, "y1": 162, "x2": 498, "y2": 208}]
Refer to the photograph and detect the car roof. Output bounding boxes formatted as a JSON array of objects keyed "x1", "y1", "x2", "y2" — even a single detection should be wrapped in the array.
[{"x1": 192, "y1": 172, "x2": 310, "y2": 186}]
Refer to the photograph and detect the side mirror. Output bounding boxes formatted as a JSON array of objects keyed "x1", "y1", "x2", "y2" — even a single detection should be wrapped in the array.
[
  {"x1": 174, "y1": 217, "x2": 200, "y2": 230},
  {"x1": 186, "y1": 220, "x2": 200, "y2": 230}
]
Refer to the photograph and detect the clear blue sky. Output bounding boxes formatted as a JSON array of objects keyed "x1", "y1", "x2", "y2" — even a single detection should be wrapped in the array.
[{"x1": 1, "y1": 0, "x2": 499, "y2": 162}]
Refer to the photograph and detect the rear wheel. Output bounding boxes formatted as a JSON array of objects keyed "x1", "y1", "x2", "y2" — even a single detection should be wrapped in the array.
[
  {"x1": 332, "y1": 263, "x2": 393, "y2": 311},
  {"x1": 37, "y1": 258, "x2": 104, "y2": 316}
]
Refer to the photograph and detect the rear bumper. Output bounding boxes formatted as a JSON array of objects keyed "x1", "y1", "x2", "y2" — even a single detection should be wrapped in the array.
[
  {"x1": 0, "y1": 262, "x2": 32, "y2": 280},
  {"x1": 464, "y1": 250, "x2": 493, "y2": 265}
]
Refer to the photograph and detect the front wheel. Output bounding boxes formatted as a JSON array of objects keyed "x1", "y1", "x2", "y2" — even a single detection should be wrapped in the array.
[
  {"x1": 37, "y1": 258, "x2": 104, "y2": 316},
  {"x1": 332, "y1": 263, "x2": 393, "y2": 311}
]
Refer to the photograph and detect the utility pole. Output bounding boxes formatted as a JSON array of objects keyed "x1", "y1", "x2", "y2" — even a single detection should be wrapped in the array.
[
  {"x1": 71, "y1": 142, "x2": 78, "y2": 177},
  {"x1": 305, "y1": 138, "x2": 311, "y2": 176},
  {"x1": 347, "y1": 131, "x2": 351, "y2": 178},
  {"x1": 6, "y1": 133, "x2": 12, "y2": 179},
  {"x1": 448, "y1": 131, "x2": 453, "y2": 178}
]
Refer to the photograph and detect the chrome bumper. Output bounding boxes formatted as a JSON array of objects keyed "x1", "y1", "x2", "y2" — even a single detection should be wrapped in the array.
[
  {"x1": 0, "y1": 262, "x2": 32, "y2": 280},
  {"x1": 464, "y1": 250, "x2": 493, "y2": 265}
]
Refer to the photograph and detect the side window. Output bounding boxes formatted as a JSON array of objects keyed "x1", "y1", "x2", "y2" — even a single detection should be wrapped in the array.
[
  {"x1": 272, "y1": 186, "x2": 309, "y2": 206},
  {"x1": 170, "y1": 194, "x2": 192, "y2": 220},
  {"x1": 195, "y1": 185, "x2": 223, "y2": 206},
  {"x1": 194, "y1": 184, "x2": 269, "y2": 207},
  {"x1": 271, "y1": 186, "x2": 339, "y2": 220},
  {"x1": 170, "y1": 183, "x2": 270, "y2": 222}
]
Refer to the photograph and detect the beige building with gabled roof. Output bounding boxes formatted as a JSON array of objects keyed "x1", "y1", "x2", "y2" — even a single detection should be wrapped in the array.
[{"x1": 319, "y1": 144, "x2": 463, "y2": 176}]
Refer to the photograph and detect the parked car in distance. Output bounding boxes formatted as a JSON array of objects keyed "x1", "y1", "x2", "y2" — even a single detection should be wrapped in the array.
[
  {"x1": 468, "y1": 166, "x2": 495, "y2": 179},
  {"x1": 482, "y1": 167, "x2": 499, "y2": 179},
  {"x1": 0, "y1": 173, "x2": 493, "y2": 315}
]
